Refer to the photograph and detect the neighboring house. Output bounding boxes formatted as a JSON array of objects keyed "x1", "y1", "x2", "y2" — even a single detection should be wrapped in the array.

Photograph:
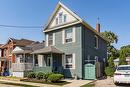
[
  {"x1": 114, "y1": 57, "x2": 130, "y2": 66},
  {"x1": 12, "y1": 41, "x2": 44, "y2": 77},
  {"x1": 0, "y1": 38, "x2": 35, "y2": 76},
  {"x1": 32, "y1": 2, "x2": 107, "y2": 80}
]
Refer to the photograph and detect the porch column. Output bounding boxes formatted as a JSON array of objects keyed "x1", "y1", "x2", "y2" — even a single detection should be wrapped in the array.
[
  {"x1": 50, "y1": 53, "x2": 53, "y2": 67},
  {"x1": 23, "y1": 53, "x2": 25, "y2": 63},
  {"x1": 62, "y1": 54, "x2": 65, "y2": 68},
  {"x1": 33, "y1": 54, "x2": 35, "y2": 67}
]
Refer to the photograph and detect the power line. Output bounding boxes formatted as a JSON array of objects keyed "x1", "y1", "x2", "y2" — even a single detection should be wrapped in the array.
[{"x1": 0, "y1": 24, "x2": 43, "y2": 28}]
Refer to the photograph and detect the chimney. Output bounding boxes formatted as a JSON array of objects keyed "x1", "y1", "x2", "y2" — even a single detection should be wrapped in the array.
[{"x1": 96, "y1": 23, "x2": 100, "y2": 33}]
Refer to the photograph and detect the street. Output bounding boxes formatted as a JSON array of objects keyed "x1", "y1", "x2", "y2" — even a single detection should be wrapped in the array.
[{"x1": 95, "y1": 77, "x2": 130, "y2": 87}]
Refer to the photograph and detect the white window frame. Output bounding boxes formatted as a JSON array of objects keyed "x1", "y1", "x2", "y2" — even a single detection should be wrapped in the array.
[
  {"x1": 46, "y1": 33, "x2": 55, "y2": 46},
  {"x1": 94, "y1": 35, "x2": 99, "y2": 49},
  {"x1": 55, "y1": 12, "x2": 67, "y2": 25},
  {"x1": 62, "y1": 27, "x2": 76, "y2": 44},
  {"x1": 64, "y1": 53, "x2": 75, "y2": 69}
]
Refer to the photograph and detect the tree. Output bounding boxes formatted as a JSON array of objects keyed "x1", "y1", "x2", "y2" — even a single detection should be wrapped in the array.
[
  {"x1": 119, "y1": 50, "x2": 127, "y2": 65},
  {"x1": 101, "y1": 31, "x2": 119, "y2": 76},
  {"x1": 120, "y1": 45, "x2": 130, "y2": 57},
  {"x1": 101, "y1": 31, "x2": 118, "y2": 56}
]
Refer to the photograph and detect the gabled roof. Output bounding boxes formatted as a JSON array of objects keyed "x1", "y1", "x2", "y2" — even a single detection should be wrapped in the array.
[
  {"x1": 44, "y1": 1, "x2": 82, "y2": 31},
  {"x1": 43, "y1": 1, "x2": 108, "y2": 42},
  {"x1": 12, "y1": 42, "x2": 45, "y2": 54}
]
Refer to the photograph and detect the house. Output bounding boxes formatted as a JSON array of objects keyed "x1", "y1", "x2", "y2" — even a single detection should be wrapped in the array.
[
  {"x1": 32, "y1": 2, "x2": 107, "y2": 80},
  {"x1": 12, "y1": 41, "x2": 44, "y2": 77},
  {"x1": 0, "y1": 38, "x2": 35, "y2": 76},
  {"x1": 114, "y1": 57, "x2": 130, "y2": 67}
]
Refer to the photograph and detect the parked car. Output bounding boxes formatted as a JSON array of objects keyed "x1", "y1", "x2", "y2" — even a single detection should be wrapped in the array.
[{"x1": 114, "y1": 65, "x2": 130, "y2": 84}]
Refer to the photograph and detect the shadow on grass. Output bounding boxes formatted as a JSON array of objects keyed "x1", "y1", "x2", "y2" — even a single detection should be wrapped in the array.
[
  {"x1": 80, "y1": 83, "x2": 95, "y2": 87},
  {"x1": 0, "y1": 81, "x2": 38, "y2": 87},
  {"x1": 21, "y1": 79, "x2": 70, "y2": 86}
]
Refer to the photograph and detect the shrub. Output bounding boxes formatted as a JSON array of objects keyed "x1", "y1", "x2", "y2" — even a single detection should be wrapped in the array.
[
  {"x1": 36, "y1": 72, "x2": 44, "y2": 80},
  {"x1": 48, "y1": 74, "x2": 64, "y2": 83},
  {"x1": 44, "y1": 72, "x2": 53, "y2": 82},
  {"x1": 27, "y1": 72, "x2": 36, "y2": 79},
  {"x1": 105, "y1": 67, "x2": 115, "y2": 77}
]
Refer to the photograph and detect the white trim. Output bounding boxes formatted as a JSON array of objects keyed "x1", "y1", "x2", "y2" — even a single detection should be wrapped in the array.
[
  {"x1": 46, "y1": 34, "x2": 49, "y2": 46},
  {"x1": 53, "y1": 33, "x2": 55, "y2": 45},
  {"x1": 64, "y1": 53, "x2": 75, "y2": 69},
  {"x1": 73, "y1": 53, "x2": 75, "y2": 69},
  {"x1": 43, "y1": 1, "x2": 83, "y2": 31},
  {"x1": 62, "y1": 54, "x2": 65, "y2": 68},
  {"x1": 73, "y1": 27, "x2": 76, "y2": 43},
  {"x1": 62, "y1": 29, "x2": 65, "y2": 44},
  {"x1": 44, "y1": 21, "x2": 80, "y2": 32}
]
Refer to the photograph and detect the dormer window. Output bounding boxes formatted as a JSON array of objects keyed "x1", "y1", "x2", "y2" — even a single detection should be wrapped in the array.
[
  {"x1": 55, "y1": 12, "x2": 67, "y2": 25},
  {"x1": 59, "y1": 12, "x2": 63, "y2": 24},
  {"x1": 64, "y1": 14, "x2": 67, "y2": 22}
]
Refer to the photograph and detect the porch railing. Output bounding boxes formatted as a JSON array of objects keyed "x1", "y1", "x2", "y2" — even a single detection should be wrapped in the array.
[
  {"x1": 33, "y1": 66, "x2": 52, "y2": 73},
  {"x1": 12, "y1": 63, "x2": 33, "y2": 72}
]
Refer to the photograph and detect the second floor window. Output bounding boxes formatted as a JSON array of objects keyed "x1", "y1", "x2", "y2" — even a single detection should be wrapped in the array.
[
  {"x1": 94, "y1": 36, "x2": 99, "y2": 49},
  {"x1": 65, "y1": 28, "x2": 73, "y2": 43},
  {"x1": 48, "y1": 33, "x2": 53, "y2": 46}
]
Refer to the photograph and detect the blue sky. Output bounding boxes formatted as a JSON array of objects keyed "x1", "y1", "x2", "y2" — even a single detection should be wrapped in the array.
[{"x1": 0, "y1": 0, "x2": 130, "y2": 49}]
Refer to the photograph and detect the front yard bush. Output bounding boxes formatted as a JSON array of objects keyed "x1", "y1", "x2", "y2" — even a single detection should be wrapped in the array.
[
  {"x1": 36, "y1": 72, "x2": 44, "y2": 80},
  {"x1": 105, "y1": 67, "x2": 115, "y2": 77},
  {"x1": 44, "y1": 72, "x2": 53, "y2": 82},
  {"x1": 27, "y1": 72, "x2": 36, "y2": 79},
  {"x1": 48, "y1": 74, "x2": 64, "y2": 83}
]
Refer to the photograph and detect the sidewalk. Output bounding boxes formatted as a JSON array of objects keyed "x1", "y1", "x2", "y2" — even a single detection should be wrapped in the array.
[{"x1": 0, "y1": 79, "x2": 92, "y2": 87}]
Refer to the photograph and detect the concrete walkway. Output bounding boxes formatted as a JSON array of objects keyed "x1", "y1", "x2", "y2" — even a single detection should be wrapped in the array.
[
  {"x1": 0, "y1": 79, "x2": 92, "y2": 87},
  {"x1": 63, "y1": 79, "x2": 92, "y2": 87}
]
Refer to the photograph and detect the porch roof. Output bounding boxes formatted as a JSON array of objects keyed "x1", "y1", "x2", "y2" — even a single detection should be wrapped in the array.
[
  {"x1": 12, "y1": 46, "x2": 32, "y2": 54},
  {"x1": 32, "y1": 46, "x2": 63, "y2": 54}
]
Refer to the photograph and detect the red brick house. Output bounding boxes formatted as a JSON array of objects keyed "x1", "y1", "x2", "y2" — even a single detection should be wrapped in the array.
[{"x1": 0, "y1": 38, "x2": 35, "y2": 75}]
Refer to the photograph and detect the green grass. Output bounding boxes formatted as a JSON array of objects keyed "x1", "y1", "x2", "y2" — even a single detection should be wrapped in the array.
[
  {"x1": 80, "y1": 83, "x2": 95, "y2": 87},
  {"x1": 21, "y1": 79, "x2": 70, "y2": 86},
  {"x1": 0, "y1": 81, "x2": 39, "y2": 87}
]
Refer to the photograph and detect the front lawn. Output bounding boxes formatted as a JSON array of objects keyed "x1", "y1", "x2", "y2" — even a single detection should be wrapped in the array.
[
  {"x1": 21, "y1": 79, "x2": 70, "y2": 86},
  {"x1": 0, "y1": 81, "x2": 39, "y2": 87},
  {"x1": 80, "y1": 83, "x2": 95, "y2": 87}
]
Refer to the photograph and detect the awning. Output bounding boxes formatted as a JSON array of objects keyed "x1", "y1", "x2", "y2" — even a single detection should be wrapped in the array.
[{"x1": 32, "y1": 46, "x2": 63, "y2": 54}]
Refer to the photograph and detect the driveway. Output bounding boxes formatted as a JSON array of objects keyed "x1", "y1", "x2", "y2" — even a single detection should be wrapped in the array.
[{"x1": 95, "y1": 77, "x2": 130, "y2": 87}]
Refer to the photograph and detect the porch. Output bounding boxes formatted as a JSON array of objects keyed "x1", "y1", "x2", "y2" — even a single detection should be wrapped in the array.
[
  {"x1": 12, "y1": 63, "x2": 33, "y2": 72},
  {"x1": 32, "y1": 46, "x2": 64, "y2": 74}
]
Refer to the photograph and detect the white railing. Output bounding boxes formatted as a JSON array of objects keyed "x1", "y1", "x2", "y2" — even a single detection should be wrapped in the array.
[{"x1": 12, "y1": 63, "x2": 33, "y2": 72}]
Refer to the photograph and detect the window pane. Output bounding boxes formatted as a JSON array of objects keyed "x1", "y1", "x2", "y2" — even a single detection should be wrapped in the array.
[
  {"x1": 94, "y1": 36, "x2": 98, "y2": 48},
  {"x1": 48, "y1": 33, "x2": 53, "y2": 46},
  {"x1": 59, "y1": 12, "x2": 63, "y2": 24},
  {"x1": 66, "y1": 54, "x2": 72, "y2": 63},
  {"x1": 64, "y1": 14, "x2": 67, "y2": 22},
  {"x1": 65, "y1": 29, "x2": 72, "y2": 43},
  {"x1": 56, "y1": 17, "x2": 58, "y2": 25}
]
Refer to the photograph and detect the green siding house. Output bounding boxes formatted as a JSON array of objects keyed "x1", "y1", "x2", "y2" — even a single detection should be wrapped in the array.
[{"x1": 33, "y1": 2, "x2": 107, "y2": 79}]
